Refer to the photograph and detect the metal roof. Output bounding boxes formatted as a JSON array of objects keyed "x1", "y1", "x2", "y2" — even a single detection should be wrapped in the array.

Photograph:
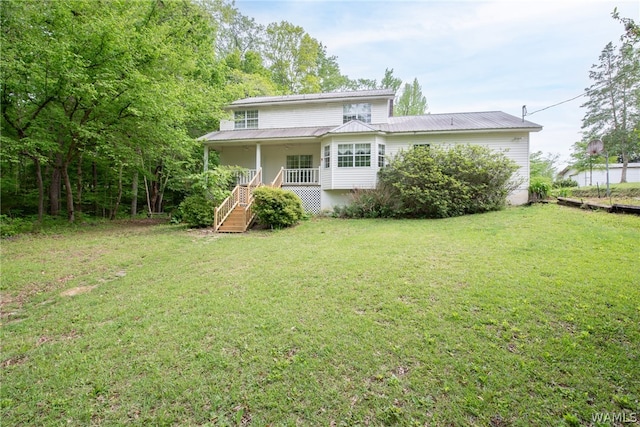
[
  {"x1": 200, "y1": 111, "x2": 542, "y2": 144},
  {"x1": 230, "y1": 89, "x2": 396, "y2": 107},
  {"x1": 379, "y1": 111, "x2": 542, "y2": 133},
  {"x1": 200, "y1": 126, "x2": 333, "y2": 142}
]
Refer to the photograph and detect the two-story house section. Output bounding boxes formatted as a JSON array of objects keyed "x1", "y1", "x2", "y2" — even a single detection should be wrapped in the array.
[{"x1": 200, "y1": 89, "x2": 542, "y2": 216}]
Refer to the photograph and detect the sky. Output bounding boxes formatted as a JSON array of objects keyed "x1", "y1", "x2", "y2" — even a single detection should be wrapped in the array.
[{"x1": 235, "y1": 0, "x2": 640, "y2": 168}]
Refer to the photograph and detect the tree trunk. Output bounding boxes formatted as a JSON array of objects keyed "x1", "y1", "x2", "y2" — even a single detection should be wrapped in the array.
[
  {"x1": 131, "y1": 170, "x2": 138, "y2": 218},
  {"x1": 33, "y1": 157, "x2": 44, "y2": 222},
  {"x1": 75, "y1": 153, "x2": 83, "y2": 215},
  {"x1": 92, "y1": 161, "x2": 98, "y2": 215},
  {"x1": 61, "y1": 162, "x2": 75, "y2": 222},
  {"x1": 143, "y1": 175, "x2": 152, "y2": 216},
  {"x1": 620, "y1": 151, "x2": 629, "y2": 183},
  {"x1": 49, "y1": 154, "x2": 62, "y2": 216},
  {"x1": 110, "y1": 164, "x2": 123, "y2": 220}
]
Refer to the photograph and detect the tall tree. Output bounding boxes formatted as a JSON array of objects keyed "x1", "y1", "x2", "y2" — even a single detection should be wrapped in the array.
[
  {"x1": 379, "y1": 68, "x2": 403, "y2": 92},
  {"x1": 1, "y1": 0, "x2": 226, "y2": 221},
  {"x1": 581, "y1": 24, "x2": 640, "y2": 182},
  {"x1": 395, "y1": 78, "x2": 428, "y2": 116}
]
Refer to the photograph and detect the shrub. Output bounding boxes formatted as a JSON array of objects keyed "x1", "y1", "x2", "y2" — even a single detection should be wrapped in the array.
[
  {"x1": 333, "y1": 187, "x2": 395, "y2": 218},
  {"x1": 0, "y1": 214, "x2": 30, "y2": 237},
  {"x1": 553, "y1": 178, "x2": 578, "y2": 188},
  {"x1": 176, "y1": 167, "x2": 244, "y2": 228},
  {"x1": 176, "y1": 195, "x2": 217, "y2": 228},
  {"x1": 528, "y1": 177, "x2": 552, "y2": 202},
  {"x1": 252, "y1": 187, "x2": 305, "y2": 229},
  {"x1": 375, "y1": 145, "x2": 520, "y2": 218}
]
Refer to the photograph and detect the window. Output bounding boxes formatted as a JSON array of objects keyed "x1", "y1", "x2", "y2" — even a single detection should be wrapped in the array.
[
  {"x1": 378, "y1": 144, "x2": 386, "y2": 167},
  {"x1": 338, "y1": 143, "x2": 371, "y2": 167},
  {"x1": 323, "y1": 145, "x2": 331, "y2": 168},
  {"x1": 234, "y1": 110, "x2": 258, "y2": 129},
  {"x1": 286, "y1": 155, "x2": 312, "y2": 169},
  {"x1": 343, "y1": 103, "x2": 372, "y2": 123}
]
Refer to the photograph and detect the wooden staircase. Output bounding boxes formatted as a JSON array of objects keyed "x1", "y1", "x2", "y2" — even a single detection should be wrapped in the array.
[
  {"x1": 213, "y1": 168, "x2": 284, "y2": 233},
  {"x1": 217, "y1": 203, "x2": 253, "y2": 232}
]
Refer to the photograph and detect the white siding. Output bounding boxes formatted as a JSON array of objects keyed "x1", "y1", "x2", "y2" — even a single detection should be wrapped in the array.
[
  {"x1": 228, "y1": 99, "x2": 391, "y2": 130},
  {"x1": 564, "y1": 164, "x2": 640, "y2": 187},
  {"x1": 322, "y1": 135, "x2": 379, "y2": 190},
  {"x1": 321, "y1": 190, "x2": 351, "y2": 211}
]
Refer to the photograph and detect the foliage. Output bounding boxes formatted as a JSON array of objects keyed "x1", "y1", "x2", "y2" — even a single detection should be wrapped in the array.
[
  {"x1": 581, "y1": 19, "x2": 640, "y2": 183},
  {"x1": 175, "y1": 167, "x2": 242, "y2": 227},
  {"x1": 252, "y1": 186, "x2": 305, "y2": 229},
  {"x1": 553, "y1": 178, "x2": 579, "y2": 188},
  {"x1": 332, "y1": 188, "x2": 394, "y2": 219},
  {"x1": 529, "y1": 151, "x2": 559, "y2": 180},
  {"x1": 529, "y1": 177, "x2": 552, "y2": 201},
  {"x1": 0, "y1": 215, "x2": 30, "y2": 237},
  {"x1": 2, "y1": 206, "x2": 639, "y2": 425},
  {"x1": 176, "y1": 195, "x2": 218, "y2": 228},
  {"x1": 376, "y1": 145, "x2": 520, "y2": 218},
  {"x1": 0, "y1": 0, "x2": 226, "y2": 222},
  {"x1": 395, "y1": 78, "x2": 428, "y2": 116}
]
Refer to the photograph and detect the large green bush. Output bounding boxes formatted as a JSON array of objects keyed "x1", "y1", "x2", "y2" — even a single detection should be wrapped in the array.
[
  {"x1": 252, "y1": 187, "x2": 305, "y2": 229},
  {"x1": 176, "y1": 167, "x2": 242, "y2": 228},
  {"x1": 370, "y1": 145, "x2": 519, "y2": 218}
]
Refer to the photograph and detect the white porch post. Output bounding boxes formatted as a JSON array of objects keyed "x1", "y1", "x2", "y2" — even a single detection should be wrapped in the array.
[
  {"x1": 255, "y1": 142, "x2": 261, "y2": 171},
  {"x1": 203, "y1": 145, "x2": 209, "y2": 172}
]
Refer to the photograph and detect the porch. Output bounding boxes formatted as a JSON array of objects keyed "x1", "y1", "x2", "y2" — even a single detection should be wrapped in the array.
[{"x1": 215, "y1": 167, "x2": 322, "y2": 233}]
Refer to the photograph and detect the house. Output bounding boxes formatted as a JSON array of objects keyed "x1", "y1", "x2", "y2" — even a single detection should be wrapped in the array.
[
  {"x1": 200, "y1": 89, "x2": 542, "y2": 231},
  {"x1": 558, "y1": 163, "x2": 640, "y2": 187}
]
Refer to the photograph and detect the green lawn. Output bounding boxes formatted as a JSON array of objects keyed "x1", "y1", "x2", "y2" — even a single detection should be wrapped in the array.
[{"x1": 1, "y1": 205, "x2": 639, "y2": 426}]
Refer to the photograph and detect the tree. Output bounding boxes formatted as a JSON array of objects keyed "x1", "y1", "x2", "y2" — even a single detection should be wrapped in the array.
[
  {"x1": 380, "y1": 68, "x2": 402, "y2": 92},
  {"x1": 264, "y1": 21, "x2": 325, "y2": 94},
  {"x1": 529, "y1": 151, "x2": 560, "y2": 181},
  {"x1": 395, "y1": 78, "x2": 428, "y2": 116},
  {"x1": 1, "y1": 0, "x2": 226, "y2": 221},
  {"x1": 581, "y1": 18, "x2": 640, "y2": 183}
]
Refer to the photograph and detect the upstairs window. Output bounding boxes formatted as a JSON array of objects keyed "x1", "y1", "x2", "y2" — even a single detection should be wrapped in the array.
[
  {"x1": 343, "y1": 103, "x2": 372, "y2": 123},
  {"x1": 234, "y1": 110, "x2": 258, "y2": 129},
  {"x1": 338, "y1": 143, "x2": 371, "y2": 167}
]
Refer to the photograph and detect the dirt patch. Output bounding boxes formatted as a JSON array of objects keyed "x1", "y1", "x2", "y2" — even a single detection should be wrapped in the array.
[{"x1": 60, "y1": 285, "x2": 97, "y2": 297}]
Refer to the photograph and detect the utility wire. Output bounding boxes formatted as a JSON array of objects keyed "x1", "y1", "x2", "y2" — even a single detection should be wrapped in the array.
[
  {"x1": 525, "y1": 91, "x2": 588, "y2": 116},
  {"x1": 523, "y1": 82, "x2": 607, "y2": 117}
]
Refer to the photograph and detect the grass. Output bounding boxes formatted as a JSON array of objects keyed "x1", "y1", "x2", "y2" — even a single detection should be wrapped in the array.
[{"x1": 1, "y1": 204, "x2": 639, "y2": 426}]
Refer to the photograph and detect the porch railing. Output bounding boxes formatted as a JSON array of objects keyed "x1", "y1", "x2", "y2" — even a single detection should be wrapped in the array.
[
  {"x1": 235, "y1": 169, "x2": 258, "y2": 186},
  {"x1": 283, "y1": 168, "x2": 319, "y2": 185},
  {"x1": 214, "y1": 168, "x2": 262, "y2": 231}
]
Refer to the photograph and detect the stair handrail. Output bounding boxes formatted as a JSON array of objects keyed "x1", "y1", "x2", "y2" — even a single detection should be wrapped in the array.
[
  {"x1": 270, "y1": 167, "x2": 284, "y2": 188},
  {"x1": 214, "y1": 185, "x2": 240, "y2": 231}
]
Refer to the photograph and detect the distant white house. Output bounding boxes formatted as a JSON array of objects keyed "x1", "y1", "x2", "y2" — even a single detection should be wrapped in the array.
[
  {"x1": 558, "y1": 163, "x2": 640, "y2": 187},
  {"x1": 200, "y1": 89, "x2": 542, "y2": 231}
]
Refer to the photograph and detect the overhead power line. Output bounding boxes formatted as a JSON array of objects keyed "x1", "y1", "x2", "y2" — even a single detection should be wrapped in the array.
[{"x1": 522, "y1": 82, "x2": 607, "y2": 120}]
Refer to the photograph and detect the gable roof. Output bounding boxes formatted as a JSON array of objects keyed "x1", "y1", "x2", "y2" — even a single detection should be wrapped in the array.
[
  {"x1": 230, "y1": 89, "x2": 396, "y2": 108},
  {"x1": 329, "y1": 120, "x2": 379, "y2": 134}
]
